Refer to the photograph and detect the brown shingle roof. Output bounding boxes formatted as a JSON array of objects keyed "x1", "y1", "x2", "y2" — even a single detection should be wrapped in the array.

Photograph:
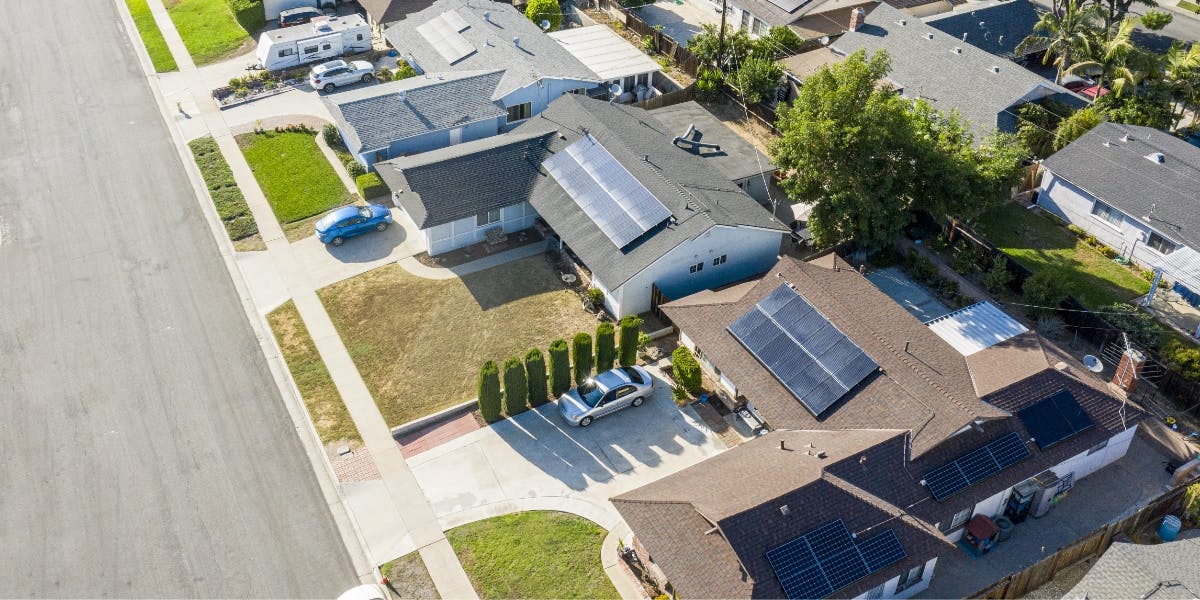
[{"x1": 965, "y1": 331, "x2": 1051, "y2": 397}]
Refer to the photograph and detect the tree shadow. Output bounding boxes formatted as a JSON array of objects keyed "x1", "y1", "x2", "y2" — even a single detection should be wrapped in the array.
[{"x1": 456, "y1": 254, "x2": 572, "y2": 311}]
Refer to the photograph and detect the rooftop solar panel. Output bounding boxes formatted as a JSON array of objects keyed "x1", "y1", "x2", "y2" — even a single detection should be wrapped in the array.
[
  {"x1": 728, "y1": 284, "x2": 878, "y2": 416},
  {"x1": 923, "y1": 432, "x2": 1031, "y2": 502},
  {"x1": 416, "y1": 15, "x2": 477, "y2": 64},
  {"x1": 441, "y1": 9, "x2": 470, "y2": 32},
  {"x1": 1018, "y1": 390, "x2": 1095, "y2": 450},
  {"x1": 543, "y1": 135, "x2": 672, "y2": 249},
  {"x1": 767, "y1": 0, "x2": 812, "y2": 12},
  {"x1": 766, "y1": 520, "x2": 907, "y2": 600}
]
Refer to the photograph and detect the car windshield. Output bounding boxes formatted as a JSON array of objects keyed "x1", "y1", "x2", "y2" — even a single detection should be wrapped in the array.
[
  {"x1": 620, "y1": 367, "x2": 644, "y2": 384},
  {"x1": 576, "y1": 380, "x2": 605, "y2": 408}
]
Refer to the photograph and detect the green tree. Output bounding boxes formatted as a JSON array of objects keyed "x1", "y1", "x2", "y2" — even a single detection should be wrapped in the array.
[
  {"x1": 1163, "y1": 42, "x2": 1200, "y2": 126},
  {"x1": 671, "y1": 347, "x2": 702, "y2": 395},
  {"x1": 695, "y1": 67, "x2": 723, "y2": 101},
  {"x1": 1022, "y1": 270, "x2": 1068, "y2": 317},
  {"x1": 729, "y1": 57, "x2": 784, "y2": 105},
  {"x1": 525, "y1": 348, "x2": 549, "y2": 407},
  {"x1": 501, "y1": 356, "x2": 529, "y2": 416},
  {"x1": 477, "y1": 360, "x2": 502, "y2": 422},
  {"x1": 524, "y1": 0, "x2": 561, "y2": 32},
  {"x1": 752, "y1": 26, "x2": 804, "y2": 59},
  {"x1": 1087, "y1": 0, "x2": 1156, "y2": 28},
  {"x1": 982, "y1": 255, "x2": 1014, "y2": 293},
  {"x1": 1053, "y1": 106, "x2": 1103, "y2": 150},
  {"x1": 571, "y1": 332, "x2": 594, "y2": 385},
  {"x1": 1015, "y1": 0, "x2": 1103, "y2": 84},
  {"x1": 1016, "y1": 101, "x2": 1074, "y2": 158},
  {"x1": 548, "y1": 339, "x2": 571, "y2": 397},
  {"x1": 686, "y1": 23, "x2": 753, "y2": 68},
  {"x1": 1139, "y1": 9, "x2": 1173, "y2": 30},
  {"x1": 595, "y1": 322, "x2": 616, "y2": 372},
  {"x1": 1065, "y1": 17, "x2": 1141, "y2": 97},
  {"x1": 618, "y1": 315, "x2": 643, "y2": 367},
  {"x1": 1095, "y1": 82, "x2": 1174, "y2": 128},
  {"x1": 394, "y1": 61, "x2": 418, "y2": 80}
]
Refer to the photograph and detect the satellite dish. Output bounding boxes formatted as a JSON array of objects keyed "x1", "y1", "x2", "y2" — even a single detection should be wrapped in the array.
[
  {"x1": 1083, "y1": 355, "x2": 1104, "y2": 373},
  {"x1": 819, "y1": 35, "x2": 830, "y2": 46},
  {"x1": 540, "y1": 19, "x2": 551, "y2": 30}
]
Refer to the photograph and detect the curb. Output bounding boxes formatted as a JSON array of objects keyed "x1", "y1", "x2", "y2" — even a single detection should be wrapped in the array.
[{"x1": 390, "y1": 398, "x2": 479, "y2": 438}]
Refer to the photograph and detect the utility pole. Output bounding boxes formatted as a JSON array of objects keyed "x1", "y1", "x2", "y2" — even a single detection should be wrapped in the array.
[{"x1": 716, "y1": 0, "x2": 728, "y2": 70}]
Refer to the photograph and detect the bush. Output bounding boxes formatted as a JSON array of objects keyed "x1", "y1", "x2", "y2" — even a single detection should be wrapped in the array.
[
  {"x1": 356, "y1": 172, "x2": 389, "y2": 199},
  {"x1": 525, "y1": 348, "x2": 549, "y2": 407},
  {"x1": 322, "y1": 123, "x2": 341, "y2": 147},
  {"x1": 524, "y1": 0, "x2": 561, "y2": 31},
  {"x1": 502, "y1": 356, "x2": 529, "y2": 416},
  {"x1": 1022, "y1": 270, "x2": 1067, "y2": 317},
  {"x1": 1097, "y1": 245, "x2": 1118, "y2": 259},
  {"x1": 618, "y1": 315, "x2": 643, "y2": 367},
  {"x1": 905, "y1": 249, "x2": 938, "y2": 282},
  {"x1": 752, "y1": 26, "x2": 805, "y2": 59},
  {"x1": 548, "y1": 339, "x2": 571, "y2": 397},
  {"x1": 343, "y1": 157, "x2": 367, "y2": 179},
  {"x1": 671, "y1": 347, "x2": 702, "y2": 395},
  {"x1": 572, "y1": 332, "x2": 594, "y2": 385},
  {"x1": 982, "y1": 255, "x2": 1014, "y2": 293},
  {"x1": 1140, "y1": 9, "x2": 1173, "y2": 30},
  {"x1": 1105, "y1": 303, "x2": 1165, "y2": 351},
  {"x1": 376, "y1": 67, "x2": 394, "y2": 82},
  {"x1": 586, "y1": 287, "x2": 604, "y2": 310},
  {"x1": 1037, "y1": 315, "x2": 1065, "y2": 337},
  {"x1": 477, "y1": 360, "x2": 502, "y2": 422},
  {"x1": 1067, "y1": 223, "x2": 1087, "y2": 238},
  {"x1": 728, "y1": 57, "x2": 783, "y2": 105},
  {"x1": 937, "y1": 277, "x2": 959, "y2": 298},
  {"x1": 695, "y1": 68, "x2": 723, "y2": 102},
  {"x1": 596, "y1": 322, "x2": 616, "y2": 372},
  {"x1": 394, "y1": 61, "x2": 418, "y2": 80},
  {"x1": 642, "y1": 34, "x2": 655, "y2": 52},
  {"x1": 951, "y1": 245, "x2": 984, "y2": 276},
  {"x1": 1183, "y1": 482, "x2": 1200, "y2": 523}
]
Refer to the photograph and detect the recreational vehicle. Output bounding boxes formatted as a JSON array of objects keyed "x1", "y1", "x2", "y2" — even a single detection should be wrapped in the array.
[{"x1": 255, "y1": 14, "x2": 371, "y2": 71}]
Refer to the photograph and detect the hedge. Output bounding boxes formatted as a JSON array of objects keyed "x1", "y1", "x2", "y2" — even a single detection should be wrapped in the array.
[
  {"x1": 548, "y1": 339, "x2": 571, "y2": 397},
  {"x1": 502, "y1": 356, "x2": 529, "y2": 416},
  {"x1": 672, "y1": 347, "x2": 702, "y2": 395},
  {"x1": 595, "y1": 322, "x2": 616, "y2": 373},
  {"x1": 572, "y1": 332, "x2": 594, "y2": 385},
  {"x1": 525, "y1": 348, "x2": 549, "y2": 407},
  {"x1": 356, "y1": 172, "x2": 389, "y2": 200},
  {"x1": 618, "y1": 315, "x2": 643, "y2": 366},
  {"x1": 477, "y1": 360, "x2": 502, "y2": 422}
]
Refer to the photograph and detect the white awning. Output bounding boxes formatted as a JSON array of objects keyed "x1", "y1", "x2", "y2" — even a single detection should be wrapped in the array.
[
  {"x1": 926, "y1": 301, "x2": 1029, "y2": 356},
  {"x1": 547, "y1": 25, "x2": 662, "y2": 81}
]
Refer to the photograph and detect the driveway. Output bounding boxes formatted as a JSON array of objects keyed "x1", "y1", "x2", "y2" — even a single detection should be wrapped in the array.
[
  {"x1": 406, "y1": 366, "x2": 727, "y2": 529},
  {"x1": 288, "y1": 208, "x2": 425, "y2": 289},
  {"x1": 635, "y1": 0, "x2": 721, "y2": 44}
]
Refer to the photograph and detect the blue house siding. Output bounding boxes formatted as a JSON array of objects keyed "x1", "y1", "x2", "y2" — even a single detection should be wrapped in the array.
[
  {"x1": 357, "y1": 116, "x2": 505, "y2": 169},
  {"x1": 497, "y1": 78, "x2": 600, "y2": 130}
]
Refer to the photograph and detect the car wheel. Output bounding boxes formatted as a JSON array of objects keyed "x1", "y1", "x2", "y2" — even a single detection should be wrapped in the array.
[
  {"x1": 579, "y1": 416, "x2": 593, "y2": 427},
  {"x1": 323, "y1": 83, "x2": 335, "y2": 92},
  {"x1": 375, "y1": 222, "x2": 388, "y2": 232},
  {"x1": 361, "y1": 73, "x2": 374, "y2": 82},
  {"x1": 331, "y1": 236, "x2": 344, "y2": 246},
  {"x1": 631, "y1": 396, "x2": 644, "y2": 407}
]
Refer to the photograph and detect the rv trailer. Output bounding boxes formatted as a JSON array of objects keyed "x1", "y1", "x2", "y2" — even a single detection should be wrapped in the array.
[{"x1": 255, "y1": 14, "x2": 371, "y2": 71}]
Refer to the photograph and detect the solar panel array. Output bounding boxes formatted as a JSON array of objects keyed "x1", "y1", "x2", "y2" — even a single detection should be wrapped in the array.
[
  {"x1": 1018, "y1": 390, "x2": 1095, "y2": 450},
  {"x1": 417, "y1": 11, "x2": 476, "y2": 64},
  {"x1": 766, "y1": 520, "x2": 907, "y2": 600},
  {"x1": 923, "y1": 432, "x2": 1031, "y2": 502},
  {"x1": 543, "y1": 135, "x2": 672, "y2": 249},
  {"x1": 727, "y1": 284, "x2": 878, "y2": 417},
  {"x1": 766, "y1": 0, "x2": 813, "y2": 12}
]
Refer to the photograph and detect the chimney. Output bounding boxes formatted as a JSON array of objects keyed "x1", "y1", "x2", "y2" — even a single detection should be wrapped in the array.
[
  {"x1": 848, "y1": 7, "x2": 866, "y2": 31},
  {"x1": 1111, "y1": 348, "x2": 1146, "y2": 394}
]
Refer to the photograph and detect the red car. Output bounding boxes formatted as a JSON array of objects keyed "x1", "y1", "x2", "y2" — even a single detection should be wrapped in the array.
[{"x1": 1063, "y1": 78, "x2": 1110, "y2": 99}]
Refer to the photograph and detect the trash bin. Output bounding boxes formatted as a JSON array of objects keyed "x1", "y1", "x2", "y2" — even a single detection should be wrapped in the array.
[
  {"x1": 995, "y1": 516, "x2": 1014, "y2": 542},
  {"x1": 1160, "y1": 515, "x2": 1182, "y2": 542}
]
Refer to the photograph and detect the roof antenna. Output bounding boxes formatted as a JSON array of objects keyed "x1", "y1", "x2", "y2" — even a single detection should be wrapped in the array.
[{"x1": 904, "y1": 340, "x2": 911, "y2": 354}]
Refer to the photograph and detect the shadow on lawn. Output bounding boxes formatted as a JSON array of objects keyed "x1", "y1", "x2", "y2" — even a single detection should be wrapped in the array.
[{"x1": 456, "y1": 255, "x2": 576, "y2": 311}]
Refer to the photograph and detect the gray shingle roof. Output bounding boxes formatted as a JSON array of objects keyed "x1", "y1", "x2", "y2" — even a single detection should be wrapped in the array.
[
  {"x1": 1042, "y1": 122, "x2": 1200, "y2": 250},
  {"x1": 376, "y1": 130, "x2": 556, "y2": 228},
  {"x1": 1064, "y1": 535, "x2": 1200, "y2": 599},
  {"x1": 357, "y1": 0, "x2": 435, "y2": 26},
  {"x1": 515, "y1": 95, "x2": 787, "y2": 289},
  {"x1": 382, "y1": 0, "x2": 599, "y2": 100},
  {"x1": 833, "y1": 2, "x2": 1068, "y2": 140},
  {"x1": 649, "y1": 101, "x2": 776, "y2": 183},
  {"x1": 322, "y1": 70, "x2": 505, "y2": 154},
  {"x1": 925, "y1": 0, "x2": 1047, "y2": 59}
]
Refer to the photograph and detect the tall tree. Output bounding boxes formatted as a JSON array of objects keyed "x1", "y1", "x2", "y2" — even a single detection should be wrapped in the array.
[
  {"x1": 1053, "y1": 106, "x2": 1103, "y2": 150},
  {"x1": 524, "y1": 348, "x2": 549, "y2": 407},
  {"x1": 1015, "y1": 0, "x2": 1103, "y2": 84},
  {"x1": 501, "y1": 356, "x2": 529, "y2": 416},
  {"x1": 1065, "y1": 17, "x2": 1142, "y2": 97},
  {"x1": 477, "y1": 360, "x2": 502, "y2": 423},
  {"x1": 1163, "y1": 42, "x2": 1200, "y2": 126},
  {"x1": 524, "y1": 0, "x2": 561, "y2": 31},
  {"x1": 1088, "y1": 0, "x2": 1157, "y2": 29}
]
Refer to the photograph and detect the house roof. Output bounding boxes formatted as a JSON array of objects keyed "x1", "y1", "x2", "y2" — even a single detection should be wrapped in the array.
[
  {"x1": 376, "y1": 130, "x2": 556, "y2": 228},
  {"x1": 1042, "y1": 122, "x2": 1200, "y2": 251},
  {"x1": 357, "y1": 0, "x2": 436, "y2": 26},
  {"x1": 924, "y1": 0, "x2": 1047, "y2": 59},
  {"x1": 963, "y1": 330, "x2": 1051, "y2": 397},
  {"x1": 546, "y1": 25, "x2": 662, "y2": 81},
  {"x1": 514, "y1": 95, "x2": 786, "y2": 290},
  {"x1": 1064, "y1": 534, "x2": 1200, "y2": 599},
  {"x1": 612, "y1": 430, "x2": 953, "y2": 600},
  {"x1": 382, "y1": 0, "x2": 599, "y2": 100},
  {"x1": 926, "y1": 301, "x2": 1029, "y2": 356},
  {"x1": 662, "y1": 254, "x2": 1008, "y2": 458},
  {"x1": 832, "y1": 2, "x2": 1068, "y2": 140},
  {"x1": 649, "y1": 101, "x2": 776, "y2": 183},
  {"x1": 322, "y1": 70, "x2": 505, "y2": 153}
]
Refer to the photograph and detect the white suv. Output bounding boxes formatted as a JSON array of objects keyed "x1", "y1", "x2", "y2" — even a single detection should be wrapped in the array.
[{"x1": 309, "y1": 60, "x2": 375, "y2": 92}]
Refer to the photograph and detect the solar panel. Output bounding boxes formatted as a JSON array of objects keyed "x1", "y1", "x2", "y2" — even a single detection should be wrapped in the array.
[
  {"x1": 543, "y1": 135, "x2": 672, "y2": 249},
  {"x1": 1018, "y1": 390, "x2": 1095, "y2": 450},
  {"x1": 416, "y1": 14, "x2": 477, "y2": 64},
  {"x1": 441, "y1": 9, "x2": 470, "y2": 32},
  {"x1": 728, "y1": 285, "x2": 878, "y2": 416},
  {"x1": 766, "y1": 520, "x2": 907, "y2": 600},
  {"x1": 767, "y1": 0, "x2": 812, "y2": 12},
  {"x1": 923, "y1": 432, "x2": 1031, "y2": 502}
]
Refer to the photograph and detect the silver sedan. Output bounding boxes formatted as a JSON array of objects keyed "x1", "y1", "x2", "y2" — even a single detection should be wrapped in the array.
[{"x1": 558, "y1": 366, "x2": 653, "y2": 427}]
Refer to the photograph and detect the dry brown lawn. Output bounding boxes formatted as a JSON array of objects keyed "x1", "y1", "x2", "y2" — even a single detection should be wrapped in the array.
[{"x1": 318, "y1": 256, "x2": 598, "y2": 427}]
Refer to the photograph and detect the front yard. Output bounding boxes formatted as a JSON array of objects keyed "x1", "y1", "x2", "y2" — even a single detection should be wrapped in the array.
[
  {"x1": 166, "y1": 0, "x2": 261, "y2": 65},
  {"x1": 973, "y1": 203, "x2": 1150, "y2": 308},
  {"x1": 238, "y1": 128, "x2": 353, "y2": 237},
  {"x1": 317, "y1": 256, "x2": 598, "y2": 427},
  {"x1": 447, "y1": 511, "x2": 618, "y2": 600}
]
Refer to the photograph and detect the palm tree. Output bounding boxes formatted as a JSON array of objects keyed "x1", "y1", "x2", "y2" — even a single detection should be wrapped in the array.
[
  {"x1": 1015, "y1": 0, "x2": 1103, "y2": 84},
  {"x1": 1065, "y1": 17, "x2": 1141, "y2": 98},
  {"x1": 1162, "y1": 42, "x2": 1200, "y2": 127}
]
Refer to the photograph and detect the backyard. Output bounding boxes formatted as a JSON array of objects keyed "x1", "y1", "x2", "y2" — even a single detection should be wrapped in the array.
[
  {"x1": 238, "y1": 128, "x2": 353, "y2": 238},
  {"x1": 973, "y1": 202, "x2": 1150, "y2": 309},
  {"x1": 166, "y1": 0, "x2": 262, "y2": 65},
  {"x1": 447, "y1": 511, "x2": 618, "y2": 600},
  {"x1": 125, "y1": 0, "x2": 178, "y2": 72},
  {"x1": 317, "y1": 256, "x2": 598, "y2": 427}
]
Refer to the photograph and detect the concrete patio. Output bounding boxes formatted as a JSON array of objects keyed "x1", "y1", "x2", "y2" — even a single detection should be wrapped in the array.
[{"x1": 634, "y1": 0, "x2": 722, "y2": 43}]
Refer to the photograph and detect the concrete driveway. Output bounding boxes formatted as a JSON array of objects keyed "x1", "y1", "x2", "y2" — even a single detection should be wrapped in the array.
[
  {"x1": 406, "y1": 366, "x2": 727, "y2": 530},
  {"x1": 291, "y1": 207, "x2": 425, "y2": 289}
]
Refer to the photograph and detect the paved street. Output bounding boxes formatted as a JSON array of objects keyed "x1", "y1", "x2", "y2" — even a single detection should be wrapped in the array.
[{"x1": 0, "y1": 1, "x2": 356, "y2": 596}]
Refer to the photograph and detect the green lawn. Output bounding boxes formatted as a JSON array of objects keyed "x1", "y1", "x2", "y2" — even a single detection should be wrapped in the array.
[
  {"x1": 188, "y1": 136, "x2": 262, "y2": 250},
  {"x1": 447, "y1": 512, "x2": 618, "y2": 600},
  {"x1": 166, "y1": 0, "x2": 262, "y2": 65},
  {"x1": 1179, "y1": 0, "x2": 1200, "y2": 13},
  {"x1": 238, "y1": 129, "x2": 352, "y2": 224},
  {"x1": 125, "y1": 0, "x2": 178, "y2": 72},
  {"x1": 973, "y1": 203, "x2": 1150, "y2": 308}
]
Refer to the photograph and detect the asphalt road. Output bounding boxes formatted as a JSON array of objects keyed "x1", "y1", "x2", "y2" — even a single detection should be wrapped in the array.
[{"x1": 0, "y1": 1, "x2": 357, "y2": 597}]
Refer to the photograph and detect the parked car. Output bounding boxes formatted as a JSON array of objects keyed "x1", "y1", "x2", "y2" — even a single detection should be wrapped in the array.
[
  {"x1": 309, "y1": 59, "x2": 375, "y2": 92},
  {"x1": 1061, "y1": 75, "x2": 1109, "y2": 99},
  {"x1": 558, "y1": 366, "x2": 653, "y2": 427},
  {"x1": 315, "y1": 204, "x2": 392, "y2": 246},
  {"x1": 279, "y1": 6, "x2": 323, "y2": 27}
]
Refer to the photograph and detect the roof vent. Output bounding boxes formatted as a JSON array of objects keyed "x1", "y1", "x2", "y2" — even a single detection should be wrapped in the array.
[
  {"x1": 953, "y1": 47, "x2": 962, "y2": 54},
  {"x1": 924, "y1": 32, "x2": 934, "y2": 40},
  {"x1": 780, "y1": 505, "x2": 791, "y2": 516},
  {"x1": 1146, "y1": 152, "x2": 1165, "y2": 164},
  {"x1": 483, "y1": 10, "x2": 491, "y2": 22},
  {"x1": 897, "y1": 18, "x2": 906, "y2": 26},
  {"x1": 998, "y1": 35, "x2": 1004, "y2": 45},
  {"x1": 513, "y1": 36, "x2": 521, "y2": 48},
  {"x1": 1121, "y1": 133, "x2": 1131, "y2": 143},
  {"x1": 979, "y1": 20, "x2": 986, "y2": 28},
  {"x1": 962, "y1": 32, "x2": 968, "y2": 41},
  {"x1": 991, "y1": 65, "x2": 1000, "y2": 73},
  {"x1": 1103, "y1": 141, "x2": 1111, "y2": 147},
  {"x1": 397, "y1": 90, "x2": 407, "y2": 102}
]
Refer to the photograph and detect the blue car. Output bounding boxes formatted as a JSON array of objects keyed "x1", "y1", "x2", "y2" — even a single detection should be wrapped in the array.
[{"x1": 316, "y1": 204, "x2": 392, "y2": 246}]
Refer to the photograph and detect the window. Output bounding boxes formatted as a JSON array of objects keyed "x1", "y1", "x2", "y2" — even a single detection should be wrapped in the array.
[
  {"x1": 739, "y1": 10, "x2": 752, "y2": 31},
  {"x1": 1091, "y1": 200, "x2": 1124, "y2": 228},
  {"x1": 689, "y1": 262, "x2": 704, "y2": 274},
  {"x1": 303, "y1": 45, "x2": 319, "y2": 55},
  {"x1": 278, "y1": 48, "x2": 295, "y2": 57},
  {"x1": 1147, "y1": 231, "x2": 1176, "y2": 255},
  {"x1": 752, "y1": 17, "x2": 769, "y2": 36},
  {"x1": 476, "y1": 209, "x2": 501, "y2": 227},
  {"x1": 1087, "y1": 438, "x2": 1109, "y2": 455},
  {"x1": 950, "y1": 508, "x2": 971, "y2": 529},
  {"x1": 565, "y1": 87, "x2": 586, "y2": 95},
  {"x1": 615, "y1": 385, "x2": 638, "y2": 398},
  {"x1": 321, "y1": 43, "x2": 332, "y2": 51},
  {"x1": 356, "y1": 34, "x2": 364, "y2": 41},
  {"x1": 865, "y1": 583, "x2": 885, "y2": 599},
  {"x1": 713, "y1": 255, "x2": 727, "y2": 267},
  {"x1": 506, "y1": 102, "x2": 532, "y2": 123},
  {"x1": 896, "y1": 562, "x2": 926, "y2": 592}
]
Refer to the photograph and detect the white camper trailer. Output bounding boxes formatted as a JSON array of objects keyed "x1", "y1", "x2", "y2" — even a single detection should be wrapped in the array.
[{"x1": 255, "y1": 14, "x2": 371, "y2": 71}]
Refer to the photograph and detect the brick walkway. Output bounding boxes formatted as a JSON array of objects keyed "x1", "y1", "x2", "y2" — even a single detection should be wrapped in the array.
[
  {"x1": 333, "y1": 450, "x2": 383, "y2": 483},
  {"x1": 398, "y1": 411, "x2": 481, "y2": 459}
]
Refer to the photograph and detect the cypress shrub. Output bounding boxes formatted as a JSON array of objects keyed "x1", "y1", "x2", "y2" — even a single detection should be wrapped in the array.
[
  {"x1": 502, "y1": 356, "x2": 529, "y2": 416},
  {"x1": 618, "y1": 315, "x2": 643, "y2": 366},
  {"x1": 548, "y1": 339, "x2": 571, "y2": 397},
  {"x1": 477, "y1": 360, "x2": 502, "y2": 422},
  {"x1": 595, "y1": 322, "x2": 616, "y2": 372},
  {"x1": 525, "y1": 348, "x2": 549, "y2": 407},
  {"x1": 572, "y1": 332, "x2": 594, "y2": 385},
  {"x1": 672, "y1": 347, "x2": 702, "y2": 395}
]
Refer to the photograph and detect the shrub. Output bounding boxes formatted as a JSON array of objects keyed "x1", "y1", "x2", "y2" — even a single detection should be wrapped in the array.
[
  {"x1": 695, "y1": 68, "x2": 723, "y2": 101},
  {"x1": 586, "y1": 287, "x2": 604, "y2": 308},
  {"x1": 672, "y1": 347, "x2": 702, "y2": 395},
  {"x1": 343, "y1": 157, "x2": 367, "y2": 179},
  {"x1": 322, "y1": 123, "x2": 341, "y2": 147},
  {"x1": 618, "y1": 315, "x2": 643, "y2": 366},
  {"x1": 1067, "y1": 223, "x2": 1087, "y2": 238},
  {"x1": 376, "y1": 67, "x2": 394, "y2": 82},
  {"x1": 356, "y1": 172, "x2": 389, "y2": 199},
  {"x1": 525, "y1": 348, "x2": 549, "y2": 407},
  {"x1": 502, "y1": 356, "x2": 529, "y2": 416},
  {"x1": 1097, "y1": 245, "x2": 1118, "y2": 259},
  {"x1": 477, "y1": 360, "x2": 502, "y2": 422},
  {"x1": 642, "y1": 34, "x2": 655, "y2": 52},
  {"x1": 753, "y1": 26, "x2": 805, "y2": 59},
  {"x1": 572, "y1": 332, "x2": 594, "y2": 385},
  {"x1": 1037, "y1": 315, "x2": 1065, "y2": 337},
  {"x1": 1184, "y1": 481, "x2": 1200, "y2": 523},
  {"x1": 596, "y1": 322, "x2": 616, "y2": 372},
  {"x1": 524, "y1": 0, "x2": 562, "y2": 31},
  {"x1": 982, "y1": 255, "x2": 1014, "y2": 293},
  {"x1": 394, "y1": 61, "x2": 418, "y2": 80},
  {"x1": 548, "y1": 339, "x2": 571, "y2": 397},
  {"x1": 905, "y1": 249, "x2": 938, "y2": 282},
  {"x1": 1140, "y1": 9, "x2": 1173, "y2": 30},
  {"x1": 728, "y1": 57, "x2": 783, "y2": 105},
  {"x1": 1022, "y1": 270, "x2": 1067, "y2": 317},
  {"x1": 937, "y1": 277, "x2": 959, "y2": 298},
  {"x1": 951, "y1": 245, "x2": 984, "y2": 276}
]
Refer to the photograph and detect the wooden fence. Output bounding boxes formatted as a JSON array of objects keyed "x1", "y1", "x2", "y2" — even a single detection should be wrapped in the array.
[
  {"x1": 633, "y1": 83, "x2": 696, "y2": 110},
  {"x1": 592, "y1": 0, "x2": 703, "y2": 76},
  {"x1": 968, "y1": 483, "x2": 1191, "y2": 598}
]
